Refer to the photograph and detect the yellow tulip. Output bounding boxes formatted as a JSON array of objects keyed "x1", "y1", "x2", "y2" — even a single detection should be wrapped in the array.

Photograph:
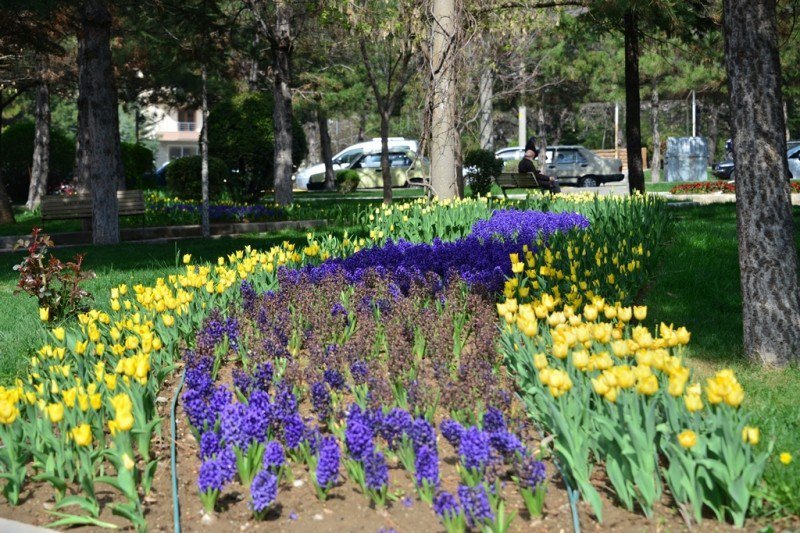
[
  {"x1": 46, "y1": 402, "x2": 64, "y2": 423},
  {"x1": 122, "y1": 453, "x2": 135, "y2": 471},
  {"x1": 182, "y1": 253, "x2": 192, "y2": 264},
  {"x1": 633, "y1": 306, "x2": 647, "y2": 321},
  {"x1": 684, "y1": 391, "x2": 704, "y2": 413},
  {"x1": 71, "y1": 423, "x2": 93, "y2": 446},
  {"x1": 741, "y1": 426, "x2": 760, "y2": 446},
  {"x1": 678, "y1": 429, "x2": 697, "y2": 449},
  {"x1": 39, "y1": 307, "x2": 50, "y2": 322},
  {"x1": 53, "y1": 327, "x2": 65, "y2": 342},
  {"x1": 533, "y1": 353, "x2": 548, "y2": 370}
]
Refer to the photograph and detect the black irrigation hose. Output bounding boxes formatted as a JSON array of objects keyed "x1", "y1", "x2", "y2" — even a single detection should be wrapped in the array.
[
  {"x1": 518, "y1": 393, "x2": 582, "y2": 533},
  {"x1": 170, "y1": 367, "x2": 187, "y2": 533}
]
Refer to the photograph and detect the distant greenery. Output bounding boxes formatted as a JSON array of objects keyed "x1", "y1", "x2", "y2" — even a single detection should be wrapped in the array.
[{"x1": 165, "y1": 155, "x2": 230, "y2": 201}]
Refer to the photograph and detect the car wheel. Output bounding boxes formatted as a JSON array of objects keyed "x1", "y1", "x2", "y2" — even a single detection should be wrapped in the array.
[{"x1": 579, "y1": 175, "x2": 598, "y2": 188}]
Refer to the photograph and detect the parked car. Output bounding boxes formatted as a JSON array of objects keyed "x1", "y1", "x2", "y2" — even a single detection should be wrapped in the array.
[
  {"x1": 294, "y1": 138, "x2": 418, "y2": 190},
  {"x1": 307, "y1": 150, "x2": 429, "y2": 190},
  {"x1": 492, "y1": 145, "x2": 623, "y2": 187},
  {"x1": 713, "y1": 144, "x2": 800, "y2": 180}
]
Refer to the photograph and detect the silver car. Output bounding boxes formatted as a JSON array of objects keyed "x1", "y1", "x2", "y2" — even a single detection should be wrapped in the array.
[{"x1": 544, "y1": 146, "x2": 624, "y2": 187}]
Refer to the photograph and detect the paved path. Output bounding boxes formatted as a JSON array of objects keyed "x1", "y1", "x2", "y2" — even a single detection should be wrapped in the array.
[{"x1": 0, "y1": 518, "x2": 54, "y2": 533}]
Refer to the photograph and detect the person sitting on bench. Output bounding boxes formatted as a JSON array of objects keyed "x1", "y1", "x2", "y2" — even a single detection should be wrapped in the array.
[{"x1": 518, "y1": 149, "x2": 561, "y2": 193}]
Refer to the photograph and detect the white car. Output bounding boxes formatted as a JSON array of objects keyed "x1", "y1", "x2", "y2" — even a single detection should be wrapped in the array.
[{"x1": 293, "y1": 138, "x2": 418, "y2": 190}]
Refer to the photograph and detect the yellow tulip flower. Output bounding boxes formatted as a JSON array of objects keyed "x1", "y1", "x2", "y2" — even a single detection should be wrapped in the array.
[
  {"x1": 71, "y1": 423, "x2": 93, "y2": 446},
  {"x1": 678, "y1": 429, "x2": 697, "y2": 449},
  {"x1": 742, "y1": 426, "x2": 760, "y2": 446},
  {"x1": 39, "y1": 307, "x2": 50, "y2": 322}
]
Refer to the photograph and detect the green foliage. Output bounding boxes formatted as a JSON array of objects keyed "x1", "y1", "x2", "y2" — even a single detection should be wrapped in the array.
[
  {"x1": 208, "y1": 92, "x2": 307, "y2": 200},
  {"x1": 120, "y1": 143, "x2": 155, "y2": 189},
  {"x1": 165, "y1": 155, "x2": 230, "y2": 201},
  {"x1": 335, "y1": 169, "x2": 359, "y2": 193},
  {"x1": 464, "y1": 149, "x2": 503, "y2": 197},
  {"x1": 0, "y1": 121, "x2": 75, "y2": 203}
]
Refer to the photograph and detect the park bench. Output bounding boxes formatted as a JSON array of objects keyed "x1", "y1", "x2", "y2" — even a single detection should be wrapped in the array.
[
  {"x1": 493, "y1": 172, "x2": 559, "y2": 197},
  {"x1": 41, "y1": 190, "x2": 146, "y2": 228}
]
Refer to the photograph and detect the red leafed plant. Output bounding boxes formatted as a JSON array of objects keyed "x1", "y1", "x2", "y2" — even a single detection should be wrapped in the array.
[
  {"x1": 13, "y1": 228, "x2": 95, "y2": 322},
  {"x1": 670, "y1": 180, "x2": 800, "y2": 194}
]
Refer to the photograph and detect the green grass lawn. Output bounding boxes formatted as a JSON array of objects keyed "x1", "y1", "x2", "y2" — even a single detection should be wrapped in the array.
[{"x1": 644, "y1": 204, "x2": 800, "y2": 514}]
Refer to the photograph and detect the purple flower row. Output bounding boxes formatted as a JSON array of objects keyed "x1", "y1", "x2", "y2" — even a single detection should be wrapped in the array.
[{"x1": 293, "y1": 210, "x2": 589, "y2": 293}]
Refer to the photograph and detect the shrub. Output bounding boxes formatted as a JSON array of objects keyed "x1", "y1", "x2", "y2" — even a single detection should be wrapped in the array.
[
  {"x1": 208, "y1": 92, "x2": 307, "y2": 200},
  {"x1": 165, "y1": 155, "x2": 230, "y2": 201},
  {"x1": 121, "y1": 142, "x2": 155, "y2": 189},
  {"x1": 13, "y1": 228, "x2": 95, "y2": 322},
  {"x1": 335, "y1": 169, "x2": 360, "y2": 193},
  {"x1": 0, "y1": 121, "x2": 75, "y2": 203},
  {"x1": 464, "y1": 149, "x2": 503, "y2": 197}
]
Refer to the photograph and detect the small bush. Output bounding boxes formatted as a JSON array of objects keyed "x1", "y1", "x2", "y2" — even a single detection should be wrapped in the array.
[
  {"x1": 335, "y1": 169, "x2": 360, "y2": 193},
  {"x1": 464, "y1": 149, "x2": 503, "y2": 197},
  {"x1": 121, "y1": 142, "x2": 155, "y2": 189},
  {"x1": 165, "y1": 155, "x2": 230, "y2": 201}
]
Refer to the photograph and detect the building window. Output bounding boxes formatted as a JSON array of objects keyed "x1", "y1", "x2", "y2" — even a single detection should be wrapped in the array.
[
  {"x1": 177, "y1": 109, "x2": 196, "y2": 131},
  {"x1": 169, "y1": 146, "x2": 198, "y2": 160}
]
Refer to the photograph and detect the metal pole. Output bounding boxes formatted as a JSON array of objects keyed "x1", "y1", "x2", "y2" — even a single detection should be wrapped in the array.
[
  {"x1": 692, "y1": 90, "x2": 696, "y2": 137},
  {"x1": 518, "y1": 105, "x2": 526, "y2": 148}
]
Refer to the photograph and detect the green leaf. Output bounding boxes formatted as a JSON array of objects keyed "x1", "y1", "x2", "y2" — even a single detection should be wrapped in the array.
[{"x1": 47, "y1": 511, "x2": 118, "y2": 529}]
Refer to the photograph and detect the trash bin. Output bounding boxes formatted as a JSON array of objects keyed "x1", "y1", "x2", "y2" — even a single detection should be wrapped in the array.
[{"x1": 665, "y1": 137, "x2": 708, "y2": 182}]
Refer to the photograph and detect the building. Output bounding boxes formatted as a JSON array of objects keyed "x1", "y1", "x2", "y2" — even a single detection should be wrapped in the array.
[{"x1": 142, "y1": 105, "x2": 202, "y2": 168}]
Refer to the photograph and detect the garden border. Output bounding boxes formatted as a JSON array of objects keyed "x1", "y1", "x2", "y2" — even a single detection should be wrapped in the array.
[{"x1": 0, "y1": 219, "x2": 328, "y2": 253}]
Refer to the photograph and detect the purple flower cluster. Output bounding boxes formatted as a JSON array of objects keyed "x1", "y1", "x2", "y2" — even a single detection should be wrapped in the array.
[
  {"x1": 518, "y1": 455, "x2": 547, "y2": 490},
  {"x1": 458, "y1": 484, "x2": 495, "y2": 527},
  {"x1": 263, "y1": 441, "x2": 285, "y2": 473},
  {"x1": 441, "y1": 419, "x2": 466, "y2": 448},
  {"x1": 148, "y1": 200, "x2": 285, "y2": 223},
  {"x1": 459, "y1": 427, "x2": 492, "y2": 471},
  {"x1": 182, "y1": 352, "x2": 232, "y2": 432},
  {"x1": 316, "y1": 436, "x2": 340, "y2": 489},
  {"x1": 250, "y1": 470, "x2": 278, "y2": 514},
  {"x1": 414, "y1": 445, "x2": 439, "y2": 489},
  {"x1": 310, "y1": 381, "x2": 332, "y2": 423},
  {"x1": 344, "y1": 406, "x2": 374, "y2": 461},
  {"x1": 198, "y1": 447, "x2": 236, "y2": 493},
  {"x1": 364, "y1": 450, "x2": 389, "y2": 491},
  {"x1": 296, "y1": 210, "x2": 588, "y2": 293}
]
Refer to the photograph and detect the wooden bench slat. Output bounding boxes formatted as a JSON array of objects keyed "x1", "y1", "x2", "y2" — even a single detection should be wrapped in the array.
[{"x1": 41, "y1": 190, "x2": 146, "y2": 221}]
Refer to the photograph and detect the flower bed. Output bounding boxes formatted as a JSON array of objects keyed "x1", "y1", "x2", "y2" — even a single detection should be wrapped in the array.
[
  {"x1": 0, "y1": 193, "x2": 793, "y2": 531},
  {"x1": 145, "y1": 193, "x2": 286, "y2": 224},
  {"x1": 670, "y1": 180, "x2": 800, "y2": 195}
]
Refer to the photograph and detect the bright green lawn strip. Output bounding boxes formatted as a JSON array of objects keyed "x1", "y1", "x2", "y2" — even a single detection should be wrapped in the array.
[
  {"x1": 0, "y1": 225, "x2": 359, "y2": 383},
  {"x1": 644, "y1": 203, "x2": 800, "y2": 515}
]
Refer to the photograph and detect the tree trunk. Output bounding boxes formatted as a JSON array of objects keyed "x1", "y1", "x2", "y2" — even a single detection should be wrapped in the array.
[
  {"x1": 538, "y1": 104, "x2": 548, "y2": 174},
  {"x1": 478, "y1": 65, "x2": 494, "y2": 150},
  {"x1": 0, "y1": 94, "x2": 15, "y2": 224},
  {"x1": 379, "y1": 111, "x2": 392, "y2": 205},
  {"x1": 707, "y1": 102, "x2": 719, "y2": 166},
  {"x1": 201, "y1": 64, "x2": 210, "y2": 238},
  {"x1": 429, "y1": 0, "x2": 459, "y2": 200},
  {"x1": 271, "y1": 1, "x2": 294, "y2": 206},
  {"x1": 27, "y1": 79, "x2": 51, "y2": 210},
  {"x1": 77, "y1": 0, "x2": 122, "y2": 244},
  {"x1": 317, "y1": 108, "x2": 336, "y2": 191},
  {"x1": 723, "y1": 0, "x2": 800, "y2": 366},
  {"x1": 650, "y1": 78, "x2": 661, "y2": 183},
  {"x1": 624, "y1": 9, "x2": 645, "y2": 194},
  {"x1": 784, "y1": 100, "x2": 790, "y2": 141}
]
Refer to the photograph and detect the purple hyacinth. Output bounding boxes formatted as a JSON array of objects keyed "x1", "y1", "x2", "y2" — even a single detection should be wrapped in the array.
[
  {"x1": 440, "y1": 419, "x2": 466, "y2": 448},
  {"x1": 482, "y1": 407, "x2": 506, "y2": 433},
  {"x1": 225, "y1": 316, "x2": 239, "y2": 352},
  {"x1": 349, "y1": 360, "x2": 369, "y2": 385},
  {"x1": 250, "y1": 470, "x2": 278, "y2": 514},
  {"x1": 380, "y1": 408, "x2": 413, "y2": 449},
  {"x1": 252, "y1": 362, "x2": 274, "y2": 393},
  {"x1": 199, "y1": 430, "x2": 221, "y2": 460},
  {"x1": 304, "y1": 426, "x2": 323, "y2": 455},
  {"x1": 345, "y1": 418, "x2": 373, "y2": 461},
  {"x1": 198, "y1": 447, "x2": 236, "y2": 493},
  {"x1": 518, "y1": 456, "x2": 547, "y2": 490},
  {"x1": 241, "y1": 281, "x2": 257, "y2": 312},
  {"x1": 410, "y1": 418, "x2": 436, "y2": 452},
  {"x1": 414, "y1": 445, "x2": 439, "y2": 489},
  {"x1": 316, "y1": 436, "x2": 340, "y2": 489},
  {"x1": 433, "y1": 491, "x2": 461, "y2": 520},
  {"x1": 232, "y1": 369, "x2": 253, "y2": 394},
  {"x1": 274, "y1": 382, "x2": 298, "y2": 419},
  {"x1": 263, "y1": 441, "x2": 285, "y2": 472},
  {"x1": 459, "y1": 427, "x2": 491, "y2": 471},
  {"x1": 323, "y1": 369, "x2": 346, "y2": 390},
  {"x1": 310, "y1": 381, "x2": 332, "y2": 423},
  {"x1": 489, "y1": 431, "x2": 525, "y2": 457},
  {"x1": 183, "y1": 388, "x2": 212, "y2": 430},
  {"x1": 364, "y1": 450, "x2": 389, "y2": 491},
  {"x1": 283, "y1": 414, "x2": 306, "y2": 450},
  {"x1": 458, "y1": 484, "x2": 494, "y2": 527}
]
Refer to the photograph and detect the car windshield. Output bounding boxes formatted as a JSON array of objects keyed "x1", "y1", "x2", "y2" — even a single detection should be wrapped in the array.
[
  {"x1": 354, "y1": 153, "x2": 412, "y2": 169},
  {"x1": 334, "y1": 149, "x2": 363, "y2": 165}
]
